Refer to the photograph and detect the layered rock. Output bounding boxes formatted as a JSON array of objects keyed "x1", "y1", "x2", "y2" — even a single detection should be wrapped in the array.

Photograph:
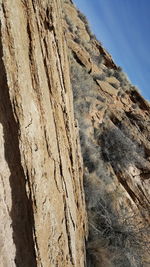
[
  {"x1": 0, "y1": 0, "x2": 150, "y2": 266},
  {"x1": 63, "y1": 1, "x2": 150, "y2": 266},
  {"x1": 0, "y1": 1, "x2": 86, "y2": 266}
]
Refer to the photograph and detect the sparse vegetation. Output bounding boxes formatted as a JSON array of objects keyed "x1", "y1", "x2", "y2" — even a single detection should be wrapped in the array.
[
  {"x1": 77, "y1": 9, "x2": 96, "y2": 39},
  {"x1": 85, "y1": 24, "x2": 95, "y2": 39},
  {"x1": 92, "y1": 73, "x2": 105, "y2": 81},
  {"x1": 96, "y1": 95, "x2": 106, "y2": 102},
  {"x1": 113, "y1": 68, "x2": 132, "y2": 91},
  {"x1": 70, "y1": 51, "x2": 149, "y2": 265},
  {"x1": 86, "y1": 192, "x2": 149, "y2": 267},
  {"x1": 132, "y1": 103, "x2": 138, "y2": 109},
  {"x1": 74, "y1": 36, "x2": 81, "y2": 44},
  {"x1": 101, "y1": 127, "x2": 144, "y2": 171},
  {"x1": 131, "y1": 85, "x2": 141, "y2": 94},
  {"x1": 104, "y1": 68, "x2": 114, "y2": 77},
  {"x1": 64, "y1": 14, "x2": 75, "y2": 32},
  {"x1": 84, "y1": 171, "x2": 150, "y2": 266},
  {"x1": 70, "y1": 59, "x2": 95, "y2": 98},
  {"x1": 92, "y1": 54, "x2": 104, "y2": 66},
  {"x1": 77, "y1": 9, "x2": 88, "y2": 25},
  {"x1": 67, "y1": 8, "x2": 149, "y2": 266},
  {"x1": 109, "y1": 82, "x2": 119, "y2": 89},
  {"x1": 117, "y1": 90, "x2": 126, "y2": 98}
]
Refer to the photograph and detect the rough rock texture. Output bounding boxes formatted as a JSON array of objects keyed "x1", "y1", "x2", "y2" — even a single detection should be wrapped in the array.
[
  {"x1": 0, "y1": 1, "x2": 87, "y2": 266},
  {"x1": 0, "y1": 0, "x2": 150, "y2": 266},
  {"x1": 63, "y1": 1, "x2": 150, "y2": 266}
]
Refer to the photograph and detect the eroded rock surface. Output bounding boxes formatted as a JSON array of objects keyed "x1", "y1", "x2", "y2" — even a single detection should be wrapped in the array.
[
  {"x1": 0, "y1": 1, "x2": 86, "y2": 266},
  {"x1": 0, "y1": 0, "x2": 150, "y2": 266},
  {"x1": 63, "y1": 1, "x2": 150, "y2": 266}
]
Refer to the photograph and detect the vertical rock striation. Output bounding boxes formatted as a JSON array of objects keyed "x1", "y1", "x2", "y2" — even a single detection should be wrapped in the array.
[
  {"x1": 0, "y1": 0, "x2": 86, "y2": 266},
  {"x1": 1, "y1": 0, "x2": 150, "y2": 266}
]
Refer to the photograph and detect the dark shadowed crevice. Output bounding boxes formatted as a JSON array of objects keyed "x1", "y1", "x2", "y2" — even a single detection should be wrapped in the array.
[
  {"x1": 0, "y1": 25, "x2": 37, "y2": 267},
  {"x1": 72, "y1": 51, "x2": 85, "y2": 67},
  {"x1": 130, "y1": 90, "x2": 150, "y2": 111}
]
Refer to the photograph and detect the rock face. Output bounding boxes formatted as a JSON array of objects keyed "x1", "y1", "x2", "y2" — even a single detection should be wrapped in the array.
[
  {"x1": 0, "y1": 1, "x2": 86, "y2": 266},
  {"x1": 63, "y1": 1, "x2": 150, "y2": 266},
  {"x1": 0, "y1": 0, "x2": 150, "y2": 266}
]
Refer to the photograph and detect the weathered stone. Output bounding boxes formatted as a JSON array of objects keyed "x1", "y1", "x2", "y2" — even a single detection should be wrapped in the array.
[
  {"x1": 0, "y1": 0, "x2": 150, "y2": 266},
  {"x1": 106, "y1": 76, "x2": 120, "y2": 87},
  {"x1": 65, "y1": 1, "x2": 150, "y2": 265},
  {"x1": 97, "y1": 81, "x2": 118, "y2": 96},
  {"x1": 0, "y1": 0, "x2": 87, "y2": 266},
  {"x1": 68, "y1": 39, "x2": 91, "y2": 70},
  {"x1": 91, "y1": 63, "x2": 103, "y2": 76}
]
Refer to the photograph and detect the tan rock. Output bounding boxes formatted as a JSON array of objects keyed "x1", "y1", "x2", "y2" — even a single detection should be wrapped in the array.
[
  {"x1": 67, "y1": 39, "x2": 91, "y2": 70},
  {"x1": 0, "y1": 0, "x2": 87, "y2": 266},
  {"x1": 65, "y1": 1, "x2": 150, "y2": 264},
  {"x1": 64, "y1": 2, "x2": 90, "y2": 41},
  {"x1": 78, "y1": 28, "x2": 91, "y2": 42},
  {"x1": 91, "y1": 63, "x2": 103, "y2": 76},
  {"x1": 120, "y1": 96, "x2": 130, "y2": 106},
  {"x1": 106, "y1": 76, "x2": 120, "y2": 87},
  {"x1": 97, "y1": 81, "x2": 118, "y2": 96},
  {"x1": 64, "y1": 3, "x2": 78, "y2": 20},
  {"x1": 0, "y1": 0, "x2": 150, "y2": 266}
]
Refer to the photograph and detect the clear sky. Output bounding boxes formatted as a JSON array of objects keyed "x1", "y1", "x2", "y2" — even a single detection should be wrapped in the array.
[{"x1": 73, "y1": 0, "x2": 150, "y2": 100}]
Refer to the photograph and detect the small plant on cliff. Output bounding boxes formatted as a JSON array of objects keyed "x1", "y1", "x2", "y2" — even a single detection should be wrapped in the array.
[
  {"x1": 92, "y1": 73, "x2": 106, "y2": 81},
  {"x1": 113, "y1": 68, "x2": 132, "y2": 91},
  {"x1": 70, "y1": 57, "x2": 96, "y2": 100},
  {"x1": 77, "y1": 9, "x2": 88, "y2": 24},
  {"x1": 74, "y1": 36, "x2": 81, "y2": 44},
  {"x1": 92, "y1": 54, "x2": 104, "y2": 66},
  {"x1": 101, "y1": 127, "x2": 143, "y2": 171},
  {"x1": 64, "y1": 14, "x2": 75, "y2": 32},
  {"x1": 85, "y1": 24, "x2": 95, "y2": 39},
  {"x1": 109, "y1": 82, "x2": 119, "y2": 89},
  {"x1": 69, "y1": 28, "x2": 149, "y2": 267},
  {"x1": 77, "y1": 10, "x2": 95, "y2": 39},
  {"x1": 86, "y1": 192, "x2": 150, "y2": 267},
  {"x1": 104, "y1": 68, "x2": 115, "y2": 77}
]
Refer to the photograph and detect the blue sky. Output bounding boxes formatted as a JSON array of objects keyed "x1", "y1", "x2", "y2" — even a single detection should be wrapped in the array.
[{"x1": 73, "y1": 0, "x2": 150, "y2": 100}]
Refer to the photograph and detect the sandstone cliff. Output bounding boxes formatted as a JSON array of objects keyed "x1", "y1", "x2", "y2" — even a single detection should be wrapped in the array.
[
  {"x1": 63, "y1": 1, "x2": 150, "y2": 266},
  {"x1": 0, "y1": 1, "x2": 86, "y2": 266},
  {"x1": 0, "y1": 0, "x2": 150, "y2": 266}
]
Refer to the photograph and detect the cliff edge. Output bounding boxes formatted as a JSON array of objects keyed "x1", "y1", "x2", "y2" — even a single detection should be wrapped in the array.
[{"x1": 63, "y1": 0, "x2": 150, "y2": 266}]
